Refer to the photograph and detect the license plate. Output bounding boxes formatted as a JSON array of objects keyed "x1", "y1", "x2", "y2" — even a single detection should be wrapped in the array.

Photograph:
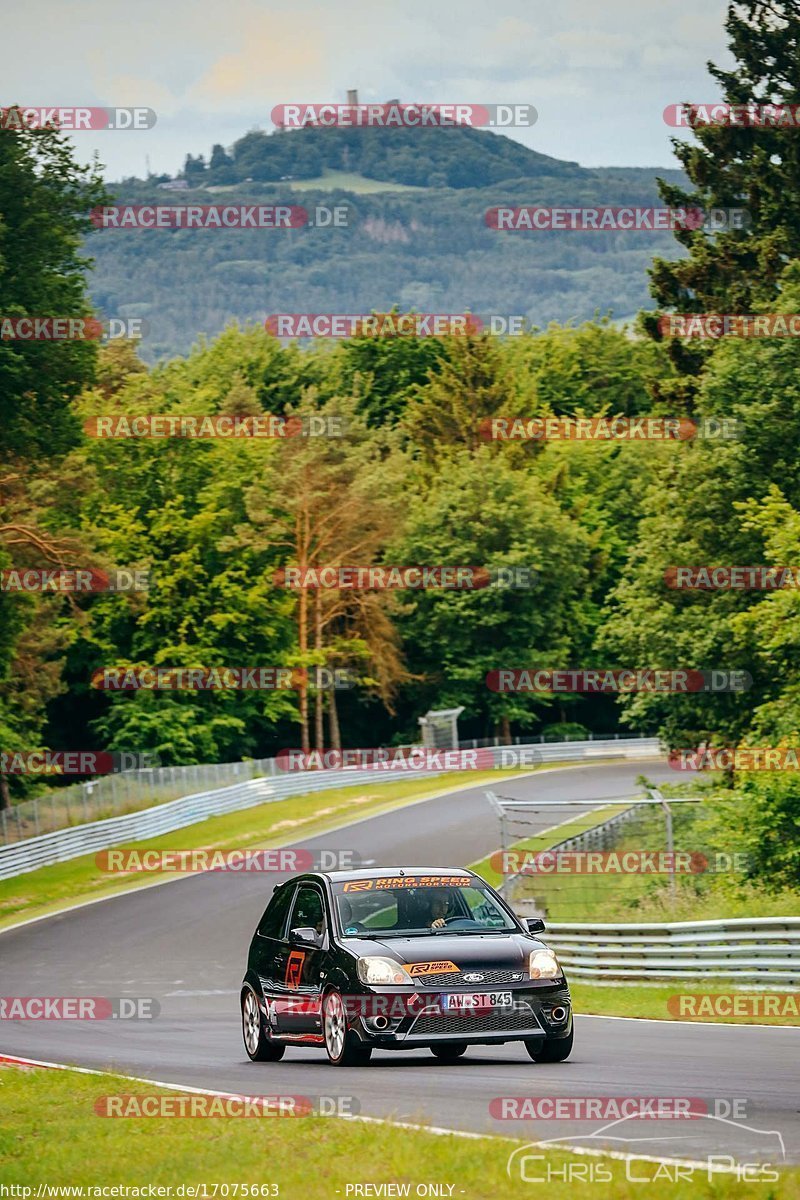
[{"x1": 442, "y1": 991, "x2": 513, "y2": 1010}]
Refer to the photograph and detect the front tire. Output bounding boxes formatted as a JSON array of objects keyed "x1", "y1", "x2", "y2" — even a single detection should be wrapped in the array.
[
  {"x1": 323, "y1": 990, "x2": 372, "y2": 1066},
  {"x1": 525, "y1": 1029, "x2": 573, "y2": 1062},
  {"x1": 430, "y1": 1042, "x2": 468, "y2": 1061},
  {"x1": 242, "y1": 987, "x2": 285, "y2": 1062}
]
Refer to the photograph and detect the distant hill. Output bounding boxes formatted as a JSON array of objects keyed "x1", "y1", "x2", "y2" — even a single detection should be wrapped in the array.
[
  {"x1": 180, "y1": 122, "x2": 589, "y2": 190},
  {"x1": 90, "y1": 124, "x2": 687, "y2": 360}
]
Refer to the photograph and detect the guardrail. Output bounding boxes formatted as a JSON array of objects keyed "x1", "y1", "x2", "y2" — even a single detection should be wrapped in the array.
[
  {"x1": 0, "y1": 734, "x2": 659, "y2": 846},
  {"x1": 534, "y1": 917, "x2": 800, "y2": 986},
  {"x1": 0, "y1": 736, "x2": 661, "y2": 879},
  {"x1": 506, "y1": 796, "x2": 800, "y2": 986},
  {"x1": 0, "y1": 759, "x2": 266, "y2": 846},
  {"x1": 499, "y1": 737, "x2": 660, "y2": 765}
]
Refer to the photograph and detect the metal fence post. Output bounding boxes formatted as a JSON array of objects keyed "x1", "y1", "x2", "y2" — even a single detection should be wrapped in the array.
[
  {"x1": 650, "y1": 787, "x2": 676, "y2": 911},
  {"x1": 485, "y1": 790, "x2": 510, "y2": 896}
]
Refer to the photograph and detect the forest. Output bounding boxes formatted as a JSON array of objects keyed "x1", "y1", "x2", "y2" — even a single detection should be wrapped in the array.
[
  {"x1": 2, "y1": 1, "x2": 800, "y2": 893},
  {"x1": 89, "y1": 124, "x2": 687, "y2": 360}
]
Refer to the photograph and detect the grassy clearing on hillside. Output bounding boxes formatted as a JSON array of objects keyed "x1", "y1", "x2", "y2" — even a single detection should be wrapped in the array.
[{"x1": 287, "y1": 169, "x2": 426, "y2": 192}]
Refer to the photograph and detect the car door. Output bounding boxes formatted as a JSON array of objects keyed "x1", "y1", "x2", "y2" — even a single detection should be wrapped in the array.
[
  {"x1": 251, "y1": 882, "x2": 296, "y2": 1031},
  {"x1": 273, "y1": 882, "x2": 330, "y2": 1037}
]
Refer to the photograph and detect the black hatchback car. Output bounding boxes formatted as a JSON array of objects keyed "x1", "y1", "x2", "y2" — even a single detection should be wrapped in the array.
[{"x1": 241, "y1": 866, "x2": 572, "y2": 1066}]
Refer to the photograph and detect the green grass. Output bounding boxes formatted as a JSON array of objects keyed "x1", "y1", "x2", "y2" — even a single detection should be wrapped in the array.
[
  {"x1": 469, "y1": 804, "x2": 630, "y2": 887},
  {"x1": 511, "y1": 804, "x2": 800, "y2": 923},
  {"x1": 1, "y1": 1066, "x2": 797, "y2": 1196},
  {"x1": 0, "y1": 756, "x2": 637, "y2": 931},
  {"x1": 0, "y1": 768, "x2": 527, "y2": 931},
  {"x1": 286, "y1": 169, "x2": 426, "y2": 193},
  {"x1": 571, "y1": 982, "x2": 800, "y2": 1027},
  {"x1": 466, "y1": 799, "x2": 799, "y2": 1029}
]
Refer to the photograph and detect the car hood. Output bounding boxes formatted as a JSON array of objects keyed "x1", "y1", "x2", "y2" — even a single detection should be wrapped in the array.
[{"x1": 344, "y1": 932, "x2": 545, "y2": 971}]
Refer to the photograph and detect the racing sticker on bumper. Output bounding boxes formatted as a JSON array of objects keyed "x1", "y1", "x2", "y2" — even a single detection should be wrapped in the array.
[{"x1": 407, "y1": 960, "x2": 460, "y2": 976}]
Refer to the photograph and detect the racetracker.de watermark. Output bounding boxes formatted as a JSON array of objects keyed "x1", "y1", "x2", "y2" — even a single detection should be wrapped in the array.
[
  {"x1": 667, "y1": 993, "x2": 800, "y2": 1019},
  {"x1": 485, "y1": 207, "x2": 749, "y2": 231},
  {"x1": 490, "y1": 1096, "x2": 748, "y2": 1119},
  {"x1": 670, "y1": 747, "x2": 800, "y2": 771},
  {"x1": 489, "y1": 849, "x2": 710, "y2": 875},
  {"x1": 0, "y1": 997, "x2": 159, "y2": 1019},
  {"x1": 272, "y1": 565, "x2": 535, "y2": 589},
  {"x1": 265, "y1": 313, "x2": 529, "y2": 337},
  {"x1": 1, "y1": 750, "x2": 156, "y2": 775},
  {"x1": 665, "y1": 566, "x2": 800, "y2": 590},
  {"x1": 664, "y1": 102, "x2": 800, "y2": 128},
  {"x1": 83, "y1": 414, "x2": 345, "y2": 439},
  {"x1": 95, "y1": 848, "x2": 362, "y2": 873},
  {"x1": 0, "y1": 106, "x2": 156, "y2": 130},
  {"x1": 90, "y1": 666, "x2": 355, "y2": 690},
  {"x1": 276, "y1": 747, "x2": 497, "y2": 771},
  {"x1": 271, "y1": 102, "x2": 536, "y2": 128},
  {"x1": 482, "y1": 416, "x2": 740, "y2": 441},
  {"x1": 94, "y1": 1094, "x2": 359, "y2": 1117},
  {"x1": 269, "y1": 993, "x2": 512, "y2": 1018},
  {"x1": 486, "y1": 669, "x2": 752, "y2": 693},
  {"x1": 491, "y1": 848, "x2": 749, "y2": 875},
  {"x1": 277, "y1": 747, "x2": 549, "y2": 771},
  {"x1": 1, "y1": 567, "x2": 150, "y2": 592},
  {"x1": 0, "y1": 317, "x2": 147, "y2": 341},
  {"x1": 482, "y1": 416, "x2": 693, "y2": 441},
  {"x1": 89, "y1": 205, "x2": 348, "y2": 230},
  {"x1": 659, "y1": 313, "x2": 800, "y2": 338}
]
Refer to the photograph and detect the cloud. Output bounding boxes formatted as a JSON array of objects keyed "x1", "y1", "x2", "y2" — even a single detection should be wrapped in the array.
[
  {"x1": 190, "y1": 12, "x2": 326, "y2": 107},
  {"x1": 0, "y1": 0, "x2": 734, "y2": 176}
]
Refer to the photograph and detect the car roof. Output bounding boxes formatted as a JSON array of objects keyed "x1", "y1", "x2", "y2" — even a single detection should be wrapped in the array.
[{"x1": 321, "y1": 866, "x2": 479, "y2": 883}]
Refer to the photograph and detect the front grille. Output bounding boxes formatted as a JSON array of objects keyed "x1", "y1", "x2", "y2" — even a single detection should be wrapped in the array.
[
  {"x1": 419, "y1": 968, "x2": 525, "y2": 986},
  {"x1": 408, "y1": 1002, "x2": 541, "y2": 1038}
]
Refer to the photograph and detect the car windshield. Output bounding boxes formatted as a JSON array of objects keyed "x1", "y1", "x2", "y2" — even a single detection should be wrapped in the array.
[{"x1": 332, "y1": 875, "x2": 517, "y2": 937}]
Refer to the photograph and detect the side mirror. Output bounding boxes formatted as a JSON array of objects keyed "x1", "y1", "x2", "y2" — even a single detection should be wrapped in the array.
[
  {"x1": 290, "y1": 926, "x2": 322, "y2": 946},
  {"x1": 525, "y1": 917, "x2": 546, "y2": 935}
]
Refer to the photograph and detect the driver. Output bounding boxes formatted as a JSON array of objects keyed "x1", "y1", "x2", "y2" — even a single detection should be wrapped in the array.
[{"x1": 429, "y1": 889, "x2": 453, "y2": 929}]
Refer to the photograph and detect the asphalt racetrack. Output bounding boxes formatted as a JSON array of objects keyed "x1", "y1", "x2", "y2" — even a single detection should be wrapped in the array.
[{"x1": 2, "y1": 761, "x2": 798, "y2": 1166}]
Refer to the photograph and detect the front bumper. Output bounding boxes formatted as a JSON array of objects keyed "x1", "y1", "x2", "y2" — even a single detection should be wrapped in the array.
[{"x1": 350, "y1": 982, "x2": 571, "y2": 1046}]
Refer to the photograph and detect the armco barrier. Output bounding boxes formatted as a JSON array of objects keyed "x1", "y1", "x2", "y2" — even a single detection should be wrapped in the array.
[
  {"x1": 0, "y1": 734, "x2": 658, "y2": 845},
  {"x1": 516, "y1": 914, "x2": 800, "y2": 985},
  {"x1": 0, "y1": 737, "x2": 660, "y2": 879}
]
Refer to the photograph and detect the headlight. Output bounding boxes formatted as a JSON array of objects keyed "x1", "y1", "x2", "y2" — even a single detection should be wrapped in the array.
[
  {"x1": 357, "y1": 957, "x2": 415, "y2": 986},
  {"x1": 529, "y1": 949, "x2": 560, "y2": 979}
]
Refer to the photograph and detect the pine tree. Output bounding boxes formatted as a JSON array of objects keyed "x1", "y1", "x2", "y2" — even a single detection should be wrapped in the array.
[{"x1": 646, "y1": 1, "x2": 800, "y2": 399}]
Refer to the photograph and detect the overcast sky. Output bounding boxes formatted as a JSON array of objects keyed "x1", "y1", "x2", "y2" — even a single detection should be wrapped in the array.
[{"x1": 2, "y1": 0, "x2": 733, "y2": 180}]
